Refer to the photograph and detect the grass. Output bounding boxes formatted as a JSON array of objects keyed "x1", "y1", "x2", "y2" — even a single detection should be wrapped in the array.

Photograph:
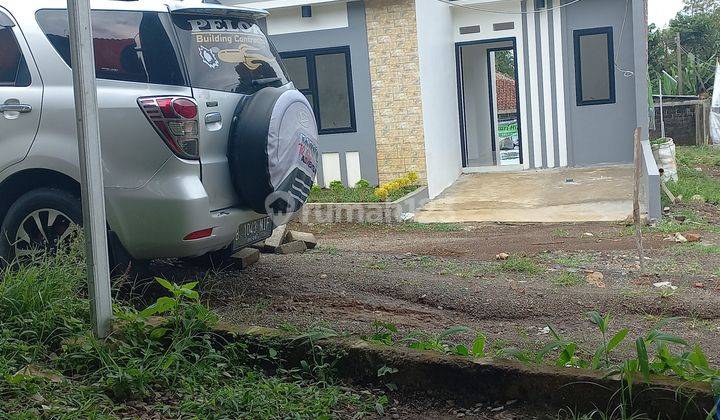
[
  {"x1": 496, "y1": 257, "x2": 543, "y2": 275},
  {"x1": 675, "y1": 145, "x2": 720, "y2": 167},
  {"x1": 364, "y1": 261, "x2": 388, "y2": 270},
  {"x1": 552, "y1": 228, "x2": 571, "y2": 238},
  {"x1": 665, "y1": 146, "x2": 720, "y2": 205},
  {"x1": 622, "y1": 208, "x2": 720, "y2": 235},
  {"x1": 0, "y1": 245, "x2": 381, "y2": 418},
  {"x1": 551, "y1": 272, "x2": 585, "y2": 287},
  {"x1": 673, "y1": 242, "x2": 720, "y2": 255},
  {"x1": 554, "y1": 254, "x2": 596, "y2": 268}
]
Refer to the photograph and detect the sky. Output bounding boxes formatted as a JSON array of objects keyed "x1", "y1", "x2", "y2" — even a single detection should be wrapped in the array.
[{"x1": 649, "y1": 0, "x2": 685, "y2": 27}]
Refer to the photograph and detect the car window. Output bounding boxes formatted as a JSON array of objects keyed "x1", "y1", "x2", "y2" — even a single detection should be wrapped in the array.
[
  {"x1": 0, "y1": 26, "x2": 31, "y2": 87},
  {"x1": 36, "y1": 9, "x2": 186, "y2": 86},
  {"x1": 171, "y1": 14, "x2": 288, "y2": 95}
]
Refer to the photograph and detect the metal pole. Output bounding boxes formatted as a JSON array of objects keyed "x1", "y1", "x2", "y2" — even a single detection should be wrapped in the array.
[
  {"x1": 67, "y1": 0, "x2": 113, "y2": 338},
  {"x1": 633, "y1": 127, "x2": 645, "y2": 273},
  {"x1": 659, "y1": 78, "x2": 666, "y2": 138},
  {"x1": 676, "y1": 33, "x2": 683, "y2": 95}
]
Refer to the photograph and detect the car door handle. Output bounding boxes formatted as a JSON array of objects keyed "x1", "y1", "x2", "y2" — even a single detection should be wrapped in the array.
[
  {"x1": 205, "y1": 112, "x2": 222, "y2": 124},
  {"x1": 0, "y1": 104, "x2": 32, "y2": 113}
]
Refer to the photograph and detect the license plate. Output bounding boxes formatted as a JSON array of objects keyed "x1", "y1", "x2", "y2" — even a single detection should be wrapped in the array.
[{"x1": 233, "y1": 217, "x2": 273, "y2": 251}]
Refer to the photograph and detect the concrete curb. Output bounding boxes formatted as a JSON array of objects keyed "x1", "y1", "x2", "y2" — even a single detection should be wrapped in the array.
[
  {"x1": 215, "y1": 324, "x2": 716, "y2": 418},
  {"x1": 297, "y1": 187, "x2": 430, "y2": 224}
]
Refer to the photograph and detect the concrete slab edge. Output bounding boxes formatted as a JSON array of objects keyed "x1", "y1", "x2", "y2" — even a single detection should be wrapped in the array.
[
  {"x1": 214, "y1": 323, "x2": 716, "y2": 418},
  {"x1": 298, "y1": 187, "x2": 429, "y2": 224}
]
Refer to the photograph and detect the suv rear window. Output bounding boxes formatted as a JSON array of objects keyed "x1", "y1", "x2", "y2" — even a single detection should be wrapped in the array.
[
  {"x1": 36, "y1": 9, "x2": 186, "y2": 86},
  {"x1": 171, "y1": 14, "x2": 288, "y2": 95}
]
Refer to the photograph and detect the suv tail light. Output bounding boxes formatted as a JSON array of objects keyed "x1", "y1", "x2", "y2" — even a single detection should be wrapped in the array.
[{"x1": 138, "y1": 96, "x2": 199, "y2": 160}]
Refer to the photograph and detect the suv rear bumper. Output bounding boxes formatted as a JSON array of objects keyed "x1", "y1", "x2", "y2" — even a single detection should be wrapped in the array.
[{"x1": 105, "y1": 158, "x2": 267, "y2": 260}]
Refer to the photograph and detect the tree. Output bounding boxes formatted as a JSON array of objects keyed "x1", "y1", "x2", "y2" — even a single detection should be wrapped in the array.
[
  {"x1": 648, "y1": 2, "x2": 720, "y2": 95},
  {"x1": 682, "y1": 0, "x2": 718, "y2": 15}
]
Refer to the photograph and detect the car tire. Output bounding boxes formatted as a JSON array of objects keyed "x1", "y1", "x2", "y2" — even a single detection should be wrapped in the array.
[
  {"x1": 0, "y1": 188, "x2": 132, "y2": 273},
  {"x1": 0, "y1": 188, "x2": 83, "y2": 265}
]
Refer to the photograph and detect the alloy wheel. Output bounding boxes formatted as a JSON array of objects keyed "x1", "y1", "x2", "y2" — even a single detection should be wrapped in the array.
[{"x1": 13, "y1": 208, "x2": 79, "y2": 258}]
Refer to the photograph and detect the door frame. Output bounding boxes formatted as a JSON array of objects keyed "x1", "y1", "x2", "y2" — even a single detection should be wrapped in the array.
[{"x1": 455, "y1": 37, "x2": 523, "y2": 168}]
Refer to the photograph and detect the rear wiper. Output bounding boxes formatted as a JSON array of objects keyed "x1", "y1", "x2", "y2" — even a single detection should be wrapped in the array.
[{"x1": 252, "y1": 77, "x2": 282, "y2": 87}]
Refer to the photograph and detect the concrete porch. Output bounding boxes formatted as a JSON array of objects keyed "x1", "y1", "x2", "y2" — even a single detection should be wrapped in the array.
[{"x1": 415, "y1": 166, "x2": 635, "y2": 223}]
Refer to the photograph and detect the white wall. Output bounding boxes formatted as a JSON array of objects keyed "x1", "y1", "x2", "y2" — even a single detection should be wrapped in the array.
[
  {"x1": 263, "y1": 3, "x2": 348, "y2": 35},
  {"x1": 415, "y1": 0, "x2": 463, "y2": 199}
]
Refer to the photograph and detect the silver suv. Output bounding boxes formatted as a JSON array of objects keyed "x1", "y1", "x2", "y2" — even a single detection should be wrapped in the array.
[{"x1": 0, "y1": 0, "x2": 319, "y2": 266}]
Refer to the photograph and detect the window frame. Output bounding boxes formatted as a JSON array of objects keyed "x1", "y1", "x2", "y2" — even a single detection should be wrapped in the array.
[
  {"x1": 0, "y1": 21, "x2": 31, "y2": 88},
  {"x1": 35, "y1": 8, "x2": 188, "y2": 87},
  {"x1": 573, "y1": 26, "x2": 616, "y2": 107},
  {"x1": 281, "y1": 46, "x2": 357, "y2": 135}
]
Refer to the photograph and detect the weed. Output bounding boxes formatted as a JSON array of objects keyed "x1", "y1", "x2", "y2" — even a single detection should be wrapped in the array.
[
  {"x1": 552, "y1": 272, "x2": 585, "y2": 287},
  {"x1": 675, "y1": 145, "x2": 720, "y2": 167},
  {"x1": 554, "y1": 253, "x2": 596, "y2": 268},
  {"x1": 364, "y1": 261, "x2": 388, "y2": 270},
  {"x1": 364, "y1": 323, "x2": 486, "y2": 358},
  {"x1": 674, "y1": 243, "x2": 720, "y2": 255},
  {"x1": 496, "y1": 257, "x2": 543, "y2": 275},
  {"x1": 0, "y1": 247, "x2": 382, "y2": 418},
  {"x1": 667, "y1": 167, "x2": 720, "y2": 205},
  {"x1": 553, "y1": 228, "x2": 571, "y2": 238}
]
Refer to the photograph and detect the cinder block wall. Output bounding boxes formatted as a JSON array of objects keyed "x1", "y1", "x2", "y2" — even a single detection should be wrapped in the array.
[
  {"x1": 365, "y1": 0, "x2": 427, "y2": 184},
  {"x1": 650, "y1": 101, "x2": 708, "y2": 146}
]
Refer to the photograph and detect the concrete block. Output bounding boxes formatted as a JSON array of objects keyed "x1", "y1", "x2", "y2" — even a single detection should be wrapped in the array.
[
  {"x1": 286, "y1": 231, "x2": 318, "y2": 249},
  {"x1": 276, "y1": 240, "x2": 307, "y2": 255},
  {"x1": 263, "y1": 225, "x2": 288, "y2": 251},
  {"x1": 230, "y1": 248, "x2": 260, "y2": 269}
]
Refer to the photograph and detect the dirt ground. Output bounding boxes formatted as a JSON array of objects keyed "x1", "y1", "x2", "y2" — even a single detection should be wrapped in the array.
[{"x1": 137, "y1": 203, "x2": 720, "y2": 418}]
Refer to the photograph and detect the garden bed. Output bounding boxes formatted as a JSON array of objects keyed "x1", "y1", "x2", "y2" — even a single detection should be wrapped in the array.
[{"x1": 299, "y1": 186, "x2": 429, "y2": 224}]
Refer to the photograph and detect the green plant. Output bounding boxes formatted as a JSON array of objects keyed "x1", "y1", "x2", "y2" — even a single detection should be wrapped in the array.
[
  {"x1": 552, "y1": 272, "x2": 585, "y2": 287},
  {"x1": 374, "y1": 172, "x2": 420, "y2": 201},
  {"x1": 554, "y1": 254, "x2": 596, "y2": 268},
  {"x1": 329, "y1": 180, "x2": 344, "y2": 192},
  {"x1": 496, "y1": 257, "x2": 543, "y2": 275},
  {"x1": 0, "y1": 248, "x2": 382, "y2": 418},
  {"x1": 364, "y1": 261, "x2": 388, "y2": 270},
  {"x1": 587, "y1": 312, "x2": 629, "y2": 370},
  {"x1": 355, "y1": 179, "x2": 371, "y2": 189},
  {"x1": 553, "y1": 228, "x2": 571, "y2": 238}
]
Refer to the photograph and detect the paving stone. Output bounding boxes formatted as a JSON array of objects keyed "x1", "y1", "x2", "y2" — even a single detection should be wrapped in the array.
[
  {"x1": 276, "y1": 240, "x2": 307, "y2": 255},
  {"x1": 263, "y1": 225, "x2": 288, "y2": 252},
  {"x1": 230, "y1": 248, "x2": 260, "y2": 269},
  {"x1": 287, "y1": 230, "x2": 318, "y2": 249}
]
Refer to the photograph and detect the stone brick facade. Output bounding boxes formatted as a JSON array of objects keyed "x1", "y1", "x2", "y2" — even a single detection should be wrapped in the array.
[{"x1": 364, "y1": 0, "x2": 427, "y2": 184}]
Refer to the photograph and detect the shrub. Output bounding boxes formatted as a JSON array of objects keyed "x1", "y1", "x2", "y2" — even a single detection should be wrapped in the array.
[
  {"x1": 355, "y1": 179, "x2": 371, "y2": 189},
  {"x1": 374, "y1": 172, "x2": 420, "y2": 201},
  {"x1": 329, "y1": 180, "x2": 344, "y2": 193}
]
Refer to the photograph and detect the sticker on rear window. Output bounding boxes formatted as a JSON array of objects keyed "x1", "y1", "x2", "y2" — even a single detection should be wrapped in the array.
[
  {"x1": 173, "y1": 15, "x2": 288, "y2": 94},
  {"x1": 189, "y1": 19, "x2": 275, "y2": 71}
]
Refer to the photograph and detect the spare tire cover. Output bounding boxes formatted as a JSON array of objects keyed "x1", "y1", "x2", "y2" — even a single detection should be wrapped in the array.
[{"x1": 228, "y1": 88, "x2": 319, "y2": 215}]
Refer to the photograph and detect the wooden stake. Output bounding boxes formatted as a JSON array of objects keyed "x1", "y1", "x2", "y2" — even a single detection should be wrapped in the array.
[
  {"x1": 660, "y1": 180, "x2": 677, "y2": 204},
  {"x1": 633, "y1": 127, "x2": 646, "y2": 273}
]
